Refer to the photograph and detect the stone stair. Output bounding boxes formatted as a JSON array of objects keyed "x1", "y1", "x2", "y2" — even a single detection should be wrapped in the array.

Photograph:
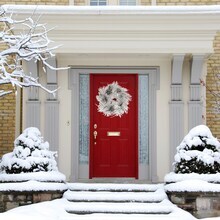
[{"x1": 63, "y1": 183, "x2": 174, "y2": 215}]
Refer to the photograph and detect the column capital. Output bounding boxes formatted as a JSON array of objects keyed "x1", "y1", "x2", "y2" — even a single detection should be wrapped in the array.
[
  {"x1": 191, "y1": 54, "x2": 205, "y2": 85},
  {"x1": 171, "y1": 54, "x2": 185, "y2": 101},
  {"x1": 171, "y1": 54, "x2": 185, "y2": 85}
]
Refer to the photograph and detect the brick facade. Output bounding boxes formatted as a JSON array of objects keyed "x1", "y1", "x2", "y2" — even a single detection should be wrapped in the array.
[
  {"x1": 1, "y1": 0, "x2": 68, "y2": 5},
  {"x1": 0, "y1": 85, "x2": 15, "y2": 156},
  {"x1": 206, "y1": 33, "x2": 220, "y2": 137},
  {"x1": 157, "y1": 0, "x2": 220, "y2": 5},
  {"x1": 140, "y1": 0, "x2": 151, "y2": 5}
]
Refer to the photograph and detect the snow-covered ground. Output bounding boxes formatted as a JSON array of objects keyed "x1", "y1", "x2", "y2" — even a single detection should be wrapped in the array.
[
  {"x1": 0, "y1": 126, "x2": 219, "y2": 219},
  {"x1": 0, "y1": 182, "x2": 219, "y2": 220},
  {"x1": 0, "y1": 198, "x2": 194, "y2": 220},
  {"x1": 0, "y1": 197, "x2": 219, "y2": 220}
]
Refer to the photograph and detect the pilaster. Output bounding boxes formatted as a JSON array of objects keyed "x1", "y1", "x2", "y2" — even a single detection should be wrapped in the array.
[
  {"x1": 188, "y1": 55, "x2": 205, "y2": 129},
  {"x1": 44, "y1": 58, "x2": 59, "y2": 153},
  {"x1": 169, "y1": 54, "x2": 185, "y2": 169},
  {"x1": 25, "y1": 60, "x2": 40, "y2": 129}
]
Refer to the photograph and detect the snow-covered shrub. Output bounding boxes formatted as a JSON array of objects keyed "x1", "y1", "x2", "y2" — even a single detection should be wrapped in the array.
[
  {"x1": 0, "y1": 127, "x2": 58, "y2": 174},
  {"x1": 174, "y1": 125, "x2": 220, "y2": 174}
]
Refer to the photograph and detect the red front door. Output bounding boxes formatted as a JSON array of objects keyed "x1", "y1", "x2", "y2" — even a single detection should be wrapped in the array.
[{"x1": 90, "y1": 74, "x2": 138, "y2": 178}]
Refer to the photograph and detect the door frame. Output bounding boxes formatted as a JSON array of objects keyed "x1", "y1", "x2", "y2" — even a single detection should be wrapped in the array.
[
  {"x1": 68, "y1": 67, "x2": 160, "y2": 182},
  {"x1": 89, "y1": 74, "x2": 139, "y2": 179}
]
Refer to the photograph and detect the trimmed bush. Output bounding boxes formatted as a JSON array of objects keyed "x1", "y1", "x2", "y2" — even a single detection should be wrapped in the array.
[
  {"x1": 174, "y1": 125, "x2": 220, "y2": 174},
  {"x1": 0, "y1": 127, "x2": 57, "y2": 174}
]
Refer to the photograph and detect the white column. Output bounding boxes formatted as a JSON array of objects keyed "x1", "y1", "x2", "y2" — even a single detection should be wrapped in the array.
[
  {"x1": 26, "y1": 60, "x2": 40, "y2": 129},
  {"x1": 44, "y1": 57, "x2": 59, "y2": 153},
  {"x1": 188, "y1": 55, "x2": 205, "y2": 129},
  {"x1": 169, "y1": 54, "x2": 185, "y2": 169}
]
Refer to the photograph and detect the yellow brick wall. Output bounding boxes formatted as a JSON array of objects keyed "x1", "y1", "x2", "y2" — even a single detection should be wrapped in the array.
[
  {"x1": 0, "y1": 85, "x2": 16, "y2": 156},
  {"x1": 140, "y1": 0, "x2": 151, "y2": 5},
  {"x1": 74, "y1": 0, "x2": 86, "y2": 6},
  {"x1": 1, "y1": 0, "x2": 69, "y2": 5},
  {"x1": 206, "y1": 33, "x2": 220, "y2": 137},
  {"x1": 157, "y1": 0, "x2": 220, "y2": 5}
]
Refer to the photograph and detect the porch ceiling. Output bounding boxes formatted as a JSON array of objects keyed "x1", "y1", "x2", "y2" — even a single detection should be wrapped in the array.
[{"x1": 3, "y1": 5, "x2": 220, "y2": 55}]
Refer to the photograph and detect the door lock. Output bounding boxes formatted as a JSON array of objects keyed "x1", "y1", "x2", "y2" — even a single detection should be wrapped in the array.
[{"x1": 94, "y1": 131, "x2": 98, "y2": 140}]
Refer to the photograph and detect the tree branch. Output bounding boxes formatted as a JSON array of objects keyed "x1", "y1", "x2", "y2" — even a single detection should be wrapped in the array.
[{"x1": 0, "y1": 6, "x2": 68, "y2": 97}]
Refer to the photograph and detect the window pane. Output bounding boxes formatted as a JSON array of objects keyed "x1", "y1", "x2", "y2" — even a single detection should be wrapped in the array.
[
  {"x1": 90, "y1": 0, "x2": 107, "y2": 5},
  {"x1": 120, "y1": 0, "x2": 136, "y2": 5}
]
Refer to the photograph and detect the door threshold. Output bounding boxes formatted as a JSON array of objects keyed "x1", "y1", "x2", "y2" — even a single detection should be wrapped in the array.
[{"x1": 77, "y1": 178, "x2": 152, "y2": 184}]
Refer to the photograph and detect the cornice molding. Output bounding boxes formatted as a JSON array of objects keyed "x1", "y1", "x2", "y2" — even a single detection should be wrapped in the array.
[{"x1": 5, "y1": 5, "x2": 220, "y2": 54}]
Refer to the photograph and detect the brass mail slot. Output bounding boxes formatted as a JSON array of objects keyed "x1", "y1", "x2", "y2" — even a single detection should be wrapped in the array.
[{"x1": 107, "y1": 131, "x2": 120, "y2": 137}]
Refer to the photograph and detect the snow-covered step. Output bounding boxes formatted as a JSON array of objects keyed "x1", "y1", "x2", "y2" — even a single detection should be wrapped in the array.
[
  {"x1": 64, "y1": 188, "x2": 167, "y2": 203},
  {"x1": 65, "y1": 201, "x2": 173, "y2": 215},
  {"x1": 68, "y1": 183, "x2": 162, "y2": 192}
]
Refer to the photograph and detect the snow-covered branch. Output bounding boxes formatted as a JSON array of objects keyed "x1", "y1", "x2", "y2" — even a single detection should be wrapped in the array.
[{"x1": 0, "y1": 6, "x2": 65, "y2": 97}]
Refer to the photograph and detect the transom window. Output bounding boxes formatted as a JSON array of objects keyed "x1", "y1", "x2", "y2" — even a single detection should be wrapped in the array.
[
  {"x1": 119, "y1": 0, "x2": 136, "y2": 5},
  {"x1": 90, "y1": 0, "x2": 107, "y2": 5}
]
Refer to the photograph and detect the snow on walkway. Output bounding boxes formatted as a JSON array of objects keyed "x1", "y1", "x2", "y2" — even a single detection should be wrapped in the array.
[
  {"x1": 0, "y1": 198, "x2": 196, "y2": 220},
  {"x1": 0, "y1": 184, "x2": 197, "y2": 220},
  {"x1": 67, "y1": 182, "x2": 162, "y2": 191},
  {"x1": 63, "y1": 188, "x2": 167, "y2": 202}
]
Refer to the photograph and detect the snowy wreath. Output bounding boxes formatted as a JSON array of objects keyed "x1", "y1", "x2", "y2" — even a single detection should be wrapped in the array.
[{"x1": 96, "y1": 81, "x2": 132, "y2": 117}]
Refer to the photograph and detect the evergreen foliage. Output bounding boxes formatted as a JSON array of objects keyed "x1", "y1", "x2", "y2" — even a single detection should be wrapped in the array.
[
  {"x1": 174, "y1": 125, "x2": 220, "y2": 174},
  {"x1": 0, "y1": 127, "x2": 58, "y2": 174}
]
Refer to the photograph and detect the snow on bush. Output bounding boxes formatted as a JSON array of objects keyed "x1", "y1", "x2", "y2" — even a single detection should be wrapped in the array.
[
  {"x1": 173, "y1": 125, "x2": 220, "y2": 174},
  {"x1": 0, "y1": 127, "x2": 58, "y2": 174}
]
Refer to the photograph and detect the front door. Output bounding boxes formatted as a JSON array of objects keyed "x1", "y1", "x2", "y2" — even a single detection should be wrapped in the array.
[{"x1": 90, "y1": 74, "x2": 138, "y2": 178}]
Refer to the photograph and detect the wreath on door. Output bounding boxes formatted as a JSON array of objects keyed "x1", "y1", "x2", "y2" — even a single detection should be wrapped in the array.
[{"x1": 96, "y1": 81, "x2": 132, "y2": 117}]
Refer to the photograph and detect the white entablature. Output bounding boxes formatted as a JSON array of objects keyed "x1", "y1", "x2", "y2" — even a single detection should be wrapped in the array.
[{"x1": 3, "y1": 5, "x2": 220, "y2": 55}]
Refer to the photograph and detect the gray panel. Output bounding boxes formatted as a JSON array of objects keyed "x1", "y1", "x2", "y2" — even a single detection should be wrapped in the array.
[
  {"x1": 148, "y1": 70, "x2": 159, "y2": 183},
  {"x1": 170, "y1": 55, "x2": 184, "y2": 170},
  {"x1": 171, "y1": 85, "x2": 182, "y2": 101},
  {"x1": 26, "y1": 101, "x2": 41, "y2": 129},
  {"x1": 169, "y1": 101, "x2": 184, "y2": 170},
  {"x1": 191, "y1": 55, "x2": 205, "y2": 84},
  {"x1": 172, "y1": 55, "x2": 184, "y2": 85},
  {"x1": 190, "y1": 85, "x2": 201, "y2": 101},
  {"x1": 46, "y1": 57, "x2": 57, "y2": 84},
  {"x1": 45, "y1": 101, "x2": 59, "y2": 152},
  {"x1": 44, "y1": 57, "x2": 59, "y2": 154},
  {"x1": 47, "y1": 84, "x2": 58, "y2": 100},
  {"x1": 188, "y1": 101, "x2": 203, "y2": 129},
  {"x1": 69, "y1": 70, "x2": 80, "y2": 182},
  {"x1": 26, "y1": 60, "x2": 39, "y2": 100},
  {"x1": 188, "y1": 55, "x2": 204, "y2": 130}
]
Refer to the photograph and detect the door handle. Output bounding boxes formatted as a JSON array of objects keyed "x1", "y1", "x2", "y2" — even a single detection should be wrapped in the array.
[{"x1": 94, "y1": 131, "x2": 97, "y2": 140}]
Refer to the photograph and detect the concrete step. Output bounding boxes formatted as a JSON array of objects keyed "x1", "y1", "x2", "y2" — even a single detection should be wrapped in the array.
[
  {"x1": 64, "y1": 183, "x2": 173, "y2": 215},
  {"x1": 67, "y1": 183, "x2": 162, "y2": 192},
  {"x1": 64, "y1": 188, "x2": 167, "y2": 203},
  {"x1": 65, "y1": 201, "x2": 173, "y2": 215}
]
